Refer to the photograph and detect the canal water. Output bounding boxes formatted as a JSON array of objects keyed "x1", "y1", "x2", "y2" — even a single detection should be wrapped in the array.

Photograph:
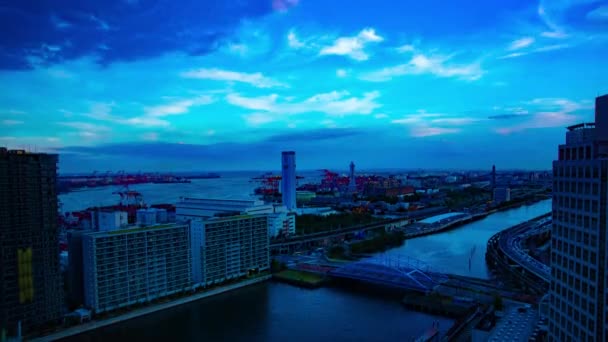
[
  {"x1": 59, "y1": 180, "x2": 551, "y2": 342},
  {"x1": 379, "y1": 199, "x2": 552, "y2": 278},
  {"x1": 62, "y1": 282, "x2": 453, "y2": 342}
]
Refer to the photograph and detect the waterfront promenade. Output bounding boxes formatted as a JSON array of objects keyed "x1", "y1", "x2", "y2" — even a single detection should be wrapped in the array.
[{"x1": 33, "y1": 275, "x2": 271, "y2": 342}]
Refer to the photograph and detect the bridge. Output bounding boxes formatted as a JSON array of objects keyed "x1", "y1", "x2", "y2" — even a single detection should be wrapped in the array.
[
  {"x1": 486, "y1": 213, "x2": 551, "y2": 294},
  {"x1": 328, "y1": 254, "x2": 450, "y2": 293}
]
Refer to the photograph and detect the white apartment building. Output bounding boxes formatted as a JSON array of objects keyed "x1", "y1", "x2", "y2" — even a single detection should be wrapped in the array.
[
  {"x1": 176, "y1": 198, "x2": 271, "y2": 287},
  {"x1": 82, "y1": 223, "x2": 192, "y2": 313}
]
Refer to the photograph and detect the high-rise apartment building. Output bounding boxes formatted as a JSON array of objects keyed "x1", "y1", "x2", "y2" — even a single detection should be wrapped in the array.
[
  {"x1": 82, "y1": 223, "x2": 192, "y2": 313},
  {"x1": 549, "y1": 94, "x2": 608, "y2": 341},
  {"x1": 281, "y1": 151, "x2": 296, "y2": 211},
  {"x1": 176, "y1": 198, "x2": 270, "y2": 287},
  {"x1": 0, "y1": 149, "x2": 64, "y2": 335}
]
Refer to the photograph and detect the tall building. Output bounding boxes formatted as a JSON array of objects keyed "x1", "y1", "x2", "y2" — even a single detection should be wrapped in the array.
[
  {"x1": 281, "y1": 151, "x2": 296, "y2": 211},
  {"x1": 549, "y1": 94, "x2": 608, "y2": 341},
  {"x1": 0, "y1": 149, "x2": 64, "y2": 335},
  {"x1": 82, "y1": 223, "x2": 192, "y2": 313},
  {"x1": 348, "y1": 161, "x2": 357, "y2": 193},
  {"x1": 176, "y1": 198, "x2": 271, "y2": 287}
]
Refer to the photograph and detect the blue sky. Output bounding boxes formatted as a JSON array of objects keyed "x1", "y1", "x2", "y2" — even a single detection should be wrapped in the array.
[{"x1": 1, "y1": 0, "x2": 607, "y2": 172}]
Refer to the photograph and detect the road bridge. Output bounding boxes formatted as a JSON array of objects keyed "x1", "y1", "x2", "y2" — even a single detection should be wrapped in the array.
[{"x1": 328, "y1": 254, "x2": 449, "y2": 293}]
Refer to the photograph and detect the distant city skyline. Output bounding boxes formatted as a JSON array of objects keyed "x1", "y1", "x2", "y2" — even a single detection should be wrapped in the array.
[{"x1": 1, "y1": 0, "x2": 607, "y2": 172}]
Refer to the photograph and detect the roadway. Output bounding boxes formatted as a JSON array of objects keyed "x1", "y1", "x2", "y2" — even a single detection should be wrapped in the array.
[{"x1": 486, "y1": 213, "x2": 551, "y2": 294}]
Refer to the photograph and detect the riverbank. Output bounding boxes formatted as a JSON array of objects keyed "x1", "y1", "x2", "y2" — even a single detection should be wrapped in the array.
[
  {"x1": 273, "y1": 270, "x2": 326, "y2": 288},
  {"x1": 32, "y1": 275, "x2": 271, "y2": 342}
]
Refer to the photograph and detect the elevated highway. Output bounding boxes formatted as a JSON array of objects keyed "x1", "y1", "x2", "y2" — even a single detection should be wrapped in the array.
[{"x1": 486, "y1": 213, "x2": 551, "y2": 294}]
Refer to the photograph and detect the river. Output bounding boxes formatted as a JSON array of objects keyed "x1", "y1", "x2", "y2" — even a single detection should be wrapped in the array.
[
  {"x1": 59, "y1": 181, "x2": 551, "y2": 342},
  {"x1": 380, "y1": 199, "x2": 552, "y2": 278}
]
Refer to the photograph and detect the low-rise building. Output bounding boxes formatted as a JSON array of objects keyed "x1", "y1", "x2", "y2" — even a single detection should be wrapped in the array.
[{"x1": 82, "y1": 223, "x2": 192, "y2": 313}]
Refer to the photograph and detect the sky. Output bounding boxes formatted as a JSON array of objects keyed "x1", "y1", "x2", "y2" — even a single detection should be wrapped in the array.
[{"x1": 1, "y1": 0, "x2": 607, "y2": 172}]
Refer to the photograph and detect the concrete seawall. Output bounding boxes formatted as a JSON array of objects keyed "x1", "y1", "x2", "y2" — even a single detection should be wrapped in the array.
[{"x1": 32, "y1": 275, "x2": 271, "y2": 342}]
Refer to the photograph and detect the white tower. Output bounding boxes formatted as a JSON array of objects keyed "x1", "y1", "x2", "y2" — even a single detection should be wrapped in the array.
[
  {"x1": 348, "y1": 161, "x2": 356, "y2": 192},
  {"x1": 281, "y1": 151, "x2": 296, "y2": 211}
]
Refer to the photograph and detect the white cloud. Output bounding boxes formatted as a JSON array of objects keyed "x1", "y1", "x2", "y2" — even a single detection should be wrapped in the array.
[
  {"x1": 336, "y1": 69, "x2": 349, "y2": 77},
  {"x1": 321, "y1": 119, "x2": 337, "y2": 128},
  {"x1": 374, "y1": 113, "x2": 388, "y2": 119},
  {"x1": 287, "y1": 30, "x2": 305, "y2": 48},
  {"x1": 538, "y1": 5, "x2": 569, "y2": 39},
  {"x1": 534, "y1": 44, "x2": 570, "y2": 52},
  {"x1": 2, "y1": 120, "x2": 24, "y2": 126},
  {"x1": 396, "y1": 44, "x2": 415, "y2": 53},
  {"x1": 227, "y1": 44, "x2": 248, "y2": 56},
  {"x1": 145, "y1": 96, "x2": 213, "y2": 117},
  {"x1": 362, "y1": 53, "x2": 483, "y2": 82},
  {"x1": 228, "y1": 90, "x2": 381, "y2": 124},
  {"x1": 58, "y1": 121, "x2": 110, "y2": 132},
  {"x1": 123, "y1": 116, "x2": 171, "y2": 128},
  {"x1": 430, "y1": 117, "x2": 478, "y2": 125},
  {"x1": 59, "y1": 121, "x2": 111, "y2": 140},
  {"x1": 410, "y1": 126, "x2": 460, "y2": 137},
  {"x1": 498, "y1": 52, "x2": 528, "y2": 59},
  {"x1": 244, "y1": 113, "x2": 276, "y2": 126},
  {"x1": 319, "y1": 28, "x2": 383, "y2": 61},
  {"x1": 141, "y1": 132, "x2": 159, "y2": 141},
  {"x1": 508, "y1": 37, "x2": 535, "y2": 50},
  {"x1": 227, "y1": 94, "x2": 278, "y2": 112},
  {"x1": 205, "y1": 129, "x2": 216, "y2": 136},
  {"x1": 496, "y1": 97, "x2": 589, "y2": 134},
  {"x1": 181, "y1": 68, "x2": 287, "y2": 88},
  {"x1": 391, "y1": 111, "x2": 472, "y2": 137}
]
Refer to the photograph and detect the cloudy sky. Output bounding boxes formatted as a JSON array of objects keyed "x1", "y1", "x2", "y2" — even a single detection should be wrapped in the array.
[{"x1": 1, "y1": 0, "x2": 607, "y2": 172}]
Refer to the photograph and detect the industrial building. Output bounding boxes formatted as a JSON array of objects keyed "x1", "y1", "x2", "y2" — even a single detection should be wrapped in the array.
[
  {"x1": 0, "y1": 149, "x2": 64, "y2": 336},
  {"x1": 549, "y1": 94, "x2": 608, "y2": 341},
  {"x1": 176, "y1": 198, "x2": 271, "y2": 287},
  {"x1": 82, "y1": 223, "x2": 192, "y2": 313},
  {"x1": 281, "y1": 151, "x2": 297, "y2": 211}
]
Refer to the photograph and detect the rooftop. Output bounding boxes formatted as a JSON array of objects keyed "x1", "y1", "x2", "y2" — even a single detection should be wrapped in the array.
[
  {"x1": 487, "y1": 305, "x2": 538, "y2": 342},
  {"x1": 100, "y1": 222, "x2": 188, "y2": 235},
  {"x1": 567, "y1": 122, "x2": 595, "y2": 131}
]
